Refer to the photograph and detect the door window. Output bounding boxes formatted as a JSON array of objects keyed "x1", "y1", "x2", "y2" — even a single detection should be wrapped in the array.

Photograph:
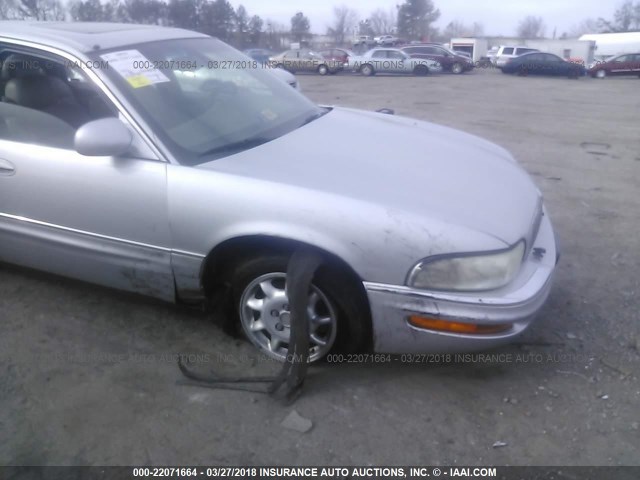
[
  {"x1": 388, "y1": 51, "x2": 405, "y2": 60},
  {"x1": 0, "y1": 48, "x2": 116, "y2": 149},
  {"x1": 543, "y1": 54, "x2": 563, "y2": 62}
]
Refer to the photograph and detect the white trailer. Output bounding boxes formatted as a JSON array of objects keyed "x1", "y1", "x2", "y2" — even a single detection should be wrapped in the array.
[
  {"x1": 449, "y1": 37, "x2": 489, "y2": 62},
  {"x1": 525, "y1": 39, "x2": 596, "y2": 64},
  {"x1": 579, "y1": 32, "x2": 640, "y2": 59}
]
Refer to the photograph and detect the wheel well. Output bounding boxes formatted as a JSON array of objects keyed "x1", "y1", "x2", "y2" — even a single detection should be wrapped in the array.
[{"x1": 200, "y1": 235, "x2": 371, "y2": 322}]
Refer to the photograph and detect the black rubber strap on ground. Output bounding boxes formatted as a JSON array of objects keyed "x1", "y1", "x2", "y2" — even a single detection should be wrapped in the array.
[
  {"x1": 177, "y1": 248, "x2": 322, "y2": 402},
  {"x1": 268, "y1": 249, "x2": 323, "y2": 401}
]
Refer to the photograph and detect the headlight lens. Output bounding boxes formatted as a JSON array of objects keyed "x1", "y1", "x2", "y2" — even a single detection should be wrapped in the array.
[{"x1": 408, "y1": 241, "x2": 525, "y2": 291}]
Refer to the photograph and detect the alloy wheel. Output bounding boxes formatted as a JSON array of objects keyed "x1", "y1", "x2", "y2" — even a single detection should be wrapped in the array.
[{"x1": 239, "y1": 272, "x2": 337, "y2": 362}]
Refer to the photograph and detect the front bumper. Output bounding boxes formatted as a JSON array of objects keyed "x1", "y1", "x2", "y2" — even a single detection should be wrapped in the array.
[{"x1": 364, "y1": 211, "x2": 558, "y2": 354}]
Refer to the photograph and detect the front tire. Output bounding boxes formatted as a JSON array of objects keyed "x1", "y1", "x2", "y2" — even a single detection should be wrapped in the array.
[
  {"x1": 595, "y1": 69, "x2": 606, "y2": 79},
  {"x1": 451, "y1": 62, "x2": 464, "y2": 74},
  {"x1": 318, "y1": 64, "x2": 329, "y2": 76},
  {"x1": 360, "y1": 64, "x2": 374, "y2": 76},
  {"x1": 413, "y1": 64, "x2": 429, "y2": 76},
  {"x1": 231, "y1": 254, "x2": 369, "y2": 362}
]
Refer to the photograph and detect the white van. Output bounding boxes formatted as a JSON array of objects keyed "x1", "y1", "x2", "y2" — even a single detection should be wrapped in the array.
[{"x1": 494, "y1": 46, "x2": 539, "y2": 68}]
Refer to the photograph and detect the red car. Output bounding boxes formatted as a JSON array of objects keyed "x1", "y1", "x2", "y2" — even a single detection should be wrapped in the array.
[
  {"x1": 588, "y1": 53, "x2": 640, "y2": 78},
  {"x1": 401, "y1": 43, "x2": 474, "y2": 74},
  {"x1": 320, "y1": 48, "x2": 355, "y2": 66}
]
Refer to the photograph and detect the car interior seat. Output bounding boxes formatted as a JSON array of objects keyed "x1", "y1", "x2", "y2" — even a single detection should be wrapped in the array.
[{"x1": 4, "y1": 74, "x2": 91, "y2": 129}]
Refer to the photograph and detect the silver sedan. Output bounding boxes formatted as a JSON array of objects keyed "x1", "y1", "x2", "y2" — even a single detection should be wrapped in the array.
[
  {"x1": 349, "y1": 48, "x2": 442, "y2": 76},
  {"x1": 0, "y1": 22, "x2": 557, "y2": 361}
]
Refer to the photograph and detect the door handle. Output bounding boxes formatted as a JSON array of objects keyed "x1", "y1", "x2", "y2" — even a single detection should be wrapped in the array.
[{"x1": 0, "y1": 158, "x2": 15, "y2": 176}]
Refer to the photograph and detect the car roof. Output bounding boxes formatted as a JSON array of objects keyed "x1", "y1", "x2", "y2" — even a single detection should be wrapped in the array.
[
  {"x1": 402, "y1": 43, "x2": 449, "y2": 50},
  {"x1": 517, "y1": 51, "x2": 558, "y2": 59},
  {"x1": 370, "y1": 47, "x2": 403, "y2": 52},
  {"x1": 0, "y1": 21, "x2": 207, "y2": 55}
]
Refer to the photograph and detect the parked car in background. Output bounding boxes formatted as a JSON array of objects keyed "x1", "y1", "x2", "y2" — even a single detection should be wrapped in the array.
[
  {"x1": 402, "y1": 44, "x2": 474, "y2": 74},
  {"x1": 375, "y1": 35, "x2": 399, "y2": 46},
  {"x1": 587, "y1": 53, "x2": 640, "y2": 78},
  {"x1": 270, "y1": 67, "x2": 300, "y2": 90},
  {"x1": 479, "y1": 46, "x2": 500, "y2": 67},
  {"x1": 350, "y1": 48, "x2": 442, "y2": 76},
  {"x1": 269, "y1": 49, "x2": 343, "y2": 75},
  {"x1": 502, "y1": 52, "x2": 586, "y2": 78},
  {"x1": 319, "y1": 48, "x2": 355, "y2": 67},
  {"x1": 353, "y1": 35, "x2": 377, "y2": 49},
  {"x1": 0, "y1": 21, "x2": 557, "y2": 362},
  {"x1": 494, "y1": 46, "x2": 539, "y2": 68},
  {"x1": 243, "y1": 48, "x2": 272, "y2": 64}
]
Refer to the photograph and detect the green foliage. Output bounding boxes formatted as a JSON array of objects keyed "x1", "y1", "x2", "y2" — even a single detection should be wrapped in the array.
[
  {"x1": 396, "y1": 0, "x2": 440, "y2": 41},
  {"x1": 248, "y1": 15, "x2": 264, "y2": 46},
  {"x1": 0, "y1": 0, "x2": 272, "y2": 48},
  {"x1": 291, "y1": 11, "x2": 310, "y2": 42}
]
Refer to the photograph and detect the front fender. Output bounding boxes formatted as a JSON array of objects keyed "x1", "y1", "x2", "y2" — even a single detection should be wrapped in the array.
[{"x1": 167, "y1": 164, "x2": 505, "y2": 299}]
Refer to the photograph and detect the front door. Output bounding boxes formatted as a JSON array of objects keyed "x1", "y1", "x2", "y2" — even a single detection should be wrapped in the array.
[{"x1": 0, "y1": 45, "x2": 174, "y2": 300}]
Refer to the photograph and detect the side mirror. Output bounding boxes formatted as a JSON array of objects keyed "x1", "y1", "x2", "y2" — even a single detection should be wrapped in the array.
[{"x1": 74, "y1": 117, "x2": 133, "y2": 157}]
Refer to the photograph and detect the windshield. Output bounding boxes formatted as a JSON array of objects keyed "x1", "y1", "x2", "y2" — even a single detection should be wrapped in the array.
[{"x1": 91, "y1": 38, "x2": 321, "y2": 165}]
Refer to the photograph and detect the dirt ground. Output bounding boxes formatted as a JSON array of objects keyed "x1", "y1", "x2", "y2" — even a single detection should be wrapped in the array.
[{"x1": 1, "y1": 68, "x2": 639, "y2": 466}]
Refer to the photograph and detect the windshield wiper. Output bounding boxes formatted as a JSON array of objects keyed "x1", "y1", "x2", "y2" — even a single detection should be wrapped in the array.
[
  {"x1": 301, "y1": 109, "x2": 329, "y2": 127},
  {"x1": 199, "y1": 137, "x2": 269, "y2": 158}
]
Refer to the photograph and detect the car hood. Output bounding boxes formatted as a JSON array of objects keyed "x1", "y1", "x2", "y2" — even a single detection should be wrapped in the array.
[{"x1": 198, "y1": 107, "x2": 541, "y2": 246}]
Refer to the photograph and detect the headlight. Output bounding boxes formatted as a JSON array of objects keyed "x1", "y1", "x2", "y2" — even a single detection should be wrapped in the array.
[{"x1": 408, "y1": 241, "x2": 525, "y2": 291}]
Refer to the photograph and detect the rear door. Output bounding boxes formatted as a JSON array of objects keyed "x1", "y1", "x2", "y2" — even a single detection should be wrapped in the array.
[
  {"x1": 518, "y1": 53, "x2": 539, "y2": 73},
  {"x1": 609, "y1": 55, "x2": 631, "y2": 75},
  {"x1": 403, "y1": 46, "x2": 424, "y2": 59},
  {"x1": 539, "y1": 54, "x2": 566, "y2": 75},
  {"x1": 282, "y1": 51, "x2": 298, "y2": 71},
  {"x1": 388, "y1": 50, "x2": 409, "y2": 73},
  {"x1": 425, "y1": 46, "x2": 446, "y2": 67},
  {"x1": 371, "y1": 50, "x2": 389, "y2": 72},
  {"x1": 499, "y1": 47, "x2": 515, "y2": 63}
]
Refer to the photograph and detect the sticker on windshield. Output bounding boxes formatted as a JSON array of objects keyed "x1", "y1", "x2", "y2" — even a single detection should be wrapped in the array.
[
  {"x1": 101, "y1": 49, "x2": 170, "y2": 88},
  {"x1": 260, "y1": 109, "x2": 278, "y2": 121}
]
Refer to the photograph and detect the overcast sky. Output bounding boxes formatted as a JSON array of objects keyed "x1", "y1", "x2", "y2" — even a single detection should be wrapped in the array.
[{"x1": 235, "y1": 0, "x2": 617, "y2": 37}]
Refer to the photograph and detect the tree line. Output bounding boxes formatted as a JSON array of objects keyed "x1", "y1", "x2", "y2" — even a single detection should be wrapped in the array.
[
  {"x1": 0, "y1": 0, "x2": 444, "y2": 48},
  {"x1": 1, "y1": 0, "x2": 289, "y2": 48},
  {"x1": 519, "y1": 1, "x2": 640, "y2": 40},
  {"x1": 0, "y1": 0, "x2": 638, "y2": 50}
]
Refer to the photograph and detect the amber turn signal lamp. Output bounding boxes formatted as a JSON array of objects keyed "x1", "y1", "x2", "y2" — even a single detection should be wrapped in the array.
[{"x1": 408, "y1": 315, "x2": 512, "y2": 334}]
